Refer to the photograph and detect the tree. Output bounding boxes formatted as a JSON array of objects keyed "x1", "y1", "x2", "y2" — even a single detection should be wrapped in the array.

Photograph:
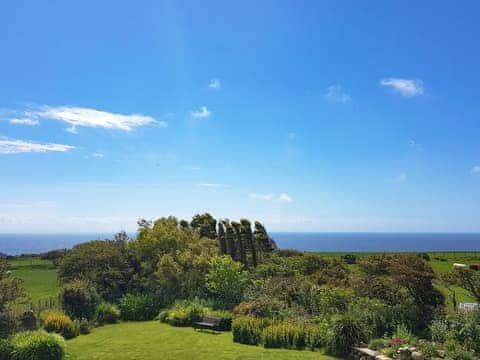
[
  {"x1": 114, "y1": 231, "x2": 129, "y2": 243},
  {"x1": 231, "y1": 221, "x2": 247, "y2": 266},
  {"x1": 254, "y1": 221, "x2": 277, "y2": 253},
  {"x1": 241, "y1": 219, "x2": 257, "y2": 267},
  {"x1": 223, "y1": 220, "x2": 236, "y2": 260},
  {"x1": 61, "y1": 279, "x2": 100, "y2": 320},
  {"x1": 205, "y1": 256, "x2": 247, "y2": 309},
  {"x1": 190, "y1": 213, "x2": 217, "y2": 239},
  {"x1": 217, "y1": 221, "x2": 227, "y2": 255},
  {"x1": 179, "y1": 219, "x2": 190, "y2": 230},
  {"x1": 59, "y1": 240, "x2": 133, "y2": 302}
]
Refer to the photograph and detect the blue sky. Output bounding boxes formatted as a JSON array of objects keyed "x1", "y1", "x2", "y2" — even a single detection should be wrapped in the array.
[{"x1": 0, "y1": 1, "x2": 479, "y2": 233}]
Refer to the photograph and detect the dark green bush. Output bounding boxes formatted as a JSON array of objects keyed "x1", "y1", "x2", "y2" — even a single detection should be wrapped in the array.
[
  {"x1": 0, "y1": 312, "x2": 18, "y2": 339},
  {"x1": 10, "y1": 330, "x2": 65, "y2": 360},
  {"x1": 119, "y1": 294, "x2": 159, "y2": 321},
  {"x1": 325, "y1": 315, "x2": 367, "y2": 357},
  {"x1": 305, "y1": 324, "x2": 327, "y2": 350},
  {"x1": 95, "y1": 303, "x2": 120, "y2": 325},
  {"x1": 0, "y1": 339, "x2": 13, "y2": 360},
  {"x1": 61, "y1": 279, "x2": 100, "y2": 320},
  {"x1": 79, "y1": 318, "x2": 91, "y2": 335},
  {"x1": 232, "y1": 317, "x2": 269, "y2": 345},
  {"x1": 262, "y1": 322, "x2": 306, "y2": 349}
]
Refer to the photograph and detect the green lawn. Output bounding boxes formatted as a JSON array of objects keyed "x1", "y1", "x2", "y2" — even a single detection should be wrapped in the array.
[
  {"x1": 9, "y1": 256, "x2": 60, "y2": 302},
  {"x1": 66, "y1": 321, "x2": 336, "y2": 360}
]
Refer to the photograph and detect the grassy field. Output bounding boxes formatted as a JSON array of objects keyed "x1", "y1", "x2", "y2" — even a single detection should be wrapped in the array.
[
  {"x1": 9, "y1": 256, "x2": 60, "y2": 302},
  {"x1": 66, "y1": 321, "x2": 336, "y2": 360}
]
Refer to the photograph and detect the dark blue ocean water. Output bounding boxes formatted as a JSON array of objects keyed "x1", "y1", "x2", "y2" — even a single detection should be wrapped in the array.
[{"x1": 1, "y1": 232, "x2": 480, "y2": 255}]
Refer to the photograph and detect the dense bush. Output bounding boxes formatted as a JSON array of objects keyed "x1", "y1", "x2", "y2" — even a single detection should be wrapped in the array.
[
  {"x1": 119, "y1": 294, "x2": 159, "y2": 321},
  {"x1": 9, "y1": 330, "x2": 65, "y2": 360},
  {"x1": 79, "y1": 318, "x2": 91, "y2": 335},
  {"x1": 0, "y1": 312, "x2": 18, "y2": 339},
  {"x1": 58, "y1": 240, "x2": 132, "y2": 302},
  {"x1": 232, "y1": 317, "x2": 269, "y2": 345},
  {"x1": 205, "y1": 256, "x2": 248, "y2": 309},
  {"x1": 262, "y1": 322, "x2": 307, "y2": 349},
  {"x1": 40, "y1": 310, "x2": 78, "y2": 339},
  {"x1": 61, "y1": 279, "x2": 100, "y2": 320},
  {"x1": 430, "y1": 319, "x2": 449, "y2": 343},
  {"x1": 324, "y1": 315, "x2": 367, "y2": 357},
  {"x1": 0, "y1": 339, "x2": 13, "y2": 360},
  {"x1": 234, "y1": 297, "x2": 285, "y2": 319},
  {"x1": 95, "y1": 302, "x2": 120, "y2": 325},
  {"x1": 159, "y1": 300, "x2": 206, "y2": 327}
]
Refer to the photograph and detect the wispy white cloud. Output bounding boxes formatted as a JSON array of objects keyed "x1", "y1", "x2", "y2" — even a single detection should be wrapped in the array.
[
  {"x1": 471, "y1": 165, "x2": 480, "y2": 175},
  {"x1": 380, "y1": 78, "x2": 424, "y2": 97},
  {"x1": 324, "y1": 85, "x2": 351, "y2": 103},
  {"x1": 196, "y1": 183, "x2": 230, "y2": 189},
  {"x1": 9, "y1": 118, "x2": 39, "y2": 126},
  {"x1": 408, "y1": 139, "x2": 422, "y2": 150},
  {"x1": 208, "y1": 79, "x2": 221, "y2": 90},
  {"x1": 249, "y1": 193, "x2": 293, "y2": 203},
  {"x1": 9, "y1": 106, "x2": 159, "y2": 133},
  {"x1": 92, "y1": 153, "x2": 104, "y2": 159},
  {"x1": 191, "y1": 106, "x2": 211, "y2": 119},
  {"x1": 0, "y1": 138, "x2": 74, "y2": 154}
]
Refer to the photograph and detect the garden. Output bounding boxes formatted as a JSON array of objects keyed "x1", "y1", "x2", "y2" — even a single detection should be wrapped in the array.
[{"x1": 2, "y1": 214, "x2": 480, "y2": 360}]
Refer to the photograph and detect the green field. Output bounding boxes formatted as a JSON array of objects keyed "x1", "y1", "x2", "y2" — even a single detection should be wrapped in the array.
[
  {"x1": 9, "y1": 256, "x2": 60, "y2": 302},
  {"x1": 65, "y1": 321, "x2": 335, "y2": 360}
]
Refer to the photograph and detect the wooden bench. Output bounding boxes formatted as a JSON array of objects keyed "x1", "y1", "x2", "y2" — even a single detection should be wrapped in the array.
[{"x1": 193, "y1": 316, "x2": 222, "y2": 331}]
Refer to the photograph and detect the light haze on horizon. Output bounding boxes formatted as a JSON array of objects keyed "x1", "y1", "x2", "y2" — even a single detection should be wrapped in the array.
[{"x1": 0, "y1": 1, "x2": 480, "y2": 233}]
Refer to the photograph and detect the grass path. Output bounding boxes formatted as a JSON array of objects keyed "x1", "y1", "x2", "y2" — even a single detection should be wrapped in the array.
[{"x1": 66, "y1": 322, "x2": 336, "y2": 360}]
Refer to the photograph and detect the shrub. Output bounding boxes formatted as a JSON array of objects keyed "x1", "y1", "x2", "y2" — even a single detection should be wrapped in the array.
[
  {"x1": 0, "y1": 312, "x2": 18, "y2": 339},
  {"x1": 305, "y1": 323, "x2": 327, "y2": 350},
  {"x1": 95, "y1": 303, "x2": 120, "y2": 325},
  {"x1": 325, "y1": 315, "x2": 367, "y2": 357},
  {"x1": 159, "y1": 300, "x2": 206, "y2": 327},
  {"x1": 342, "y1": 254, "x2": 357, "y2": 264},
  {"x1": 233, "y1": 297, "x2": 284, "y2": 318},
  {"x1": 232, "y1": 317, "x2": 269, "y2": 345},
  {"x1": 421, "y1": 341, "x2": 439, "y2": 359},
  {"x1": 79, "y1": 318, "x2": 91, "y2": 335},
  {"x1": 205, "y1": 256, "x2": 248, "y2": 309},
  {"x1": 119, "y1": 294, "x2": 159, "y2": 321},
  {"x1": 262, "y1": 322, "x2": 306, "y2": 350},
  {"x1": 0, "y1": 339, "x2": 13, "y2": 360},
  {"x1": 40, "y1": 310, "x2": 78, "y2": 339},
  {"x1": 10, "y1": 330, "x2": 65, "y2": 360},
  {"x1": 430, "y1": 319, "x2": 449, "y2": 343},
  {"x1": 61, "y1": 280, "x2": 100, "y2": 320},
  {"x1": 19, "y1": 311, "x2": 37, "y2": 331},
  {"x1": 445, "y1": 338, "x2": 477, "y2": 360}
]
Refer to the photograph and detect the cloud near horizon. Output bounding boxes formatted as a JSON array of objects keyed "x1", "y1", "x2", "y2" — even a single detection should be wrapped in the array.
[
  {"x1": 249, "y1": 192, "x2": 293, "y2": 203},
  {"x1": 471, "y1": 165, "x2": 480, "y2": 174},
  {"x1": 8, "y1": 106, "x2": 160, "y2": 133},
  {"x1": 380, "y1": 78, "x2": 424, "y2": 97},
  {"x1": 0, "y1": 138, "x2": 75, "y2": 154}
]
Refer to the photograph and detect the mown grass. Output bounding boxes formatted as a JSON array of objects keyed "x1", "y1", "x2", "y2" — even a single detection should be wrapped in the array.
[
  {"x1": 9, "y1": 256, "x2": 60, "y2": 302},
  {"x1": 65, "y1": 321, "x2": 336, "y2": 360}
]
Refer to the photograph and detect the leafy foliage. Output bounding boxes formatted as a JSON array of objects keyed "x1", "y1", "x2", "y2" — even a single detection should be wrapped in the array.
[
  {"x1": 40, "y1": 310, "x2": 79, "y2": 339},
  {"x1": 10, "y1": 330, "x2": 65, "y2": 360},
  {"x1": 59, "y1": 240, "x2": 132, "y2": 302},
  {"x1": 95, "y1": 302, "x2": 120, "y2": 325},
  {"x1": 118, "y1": 294, "x2": 159, "y2": 321},
  {"x1": 60, "y1": 279, "x2": 100, "y2": 320},
  {"x1": 205, "y1": 256, "x2": 247, "y2": 309},
  {"x1": 232, "y1": 317, "x2": 269, "y2": 345}
]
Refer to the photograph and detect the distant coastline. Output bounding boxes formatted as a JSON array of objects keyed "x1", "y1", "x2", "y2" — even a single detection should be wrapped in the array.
[{"x1": 1, "y1": 232, "x2": 480, "y2": 255}]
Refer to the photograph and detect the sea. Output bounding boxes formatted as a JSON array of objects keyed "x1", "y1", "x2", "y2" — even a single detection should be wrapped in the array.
[{"x1": 1, "y1": 232, "x2": 480, "y2": 255}]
